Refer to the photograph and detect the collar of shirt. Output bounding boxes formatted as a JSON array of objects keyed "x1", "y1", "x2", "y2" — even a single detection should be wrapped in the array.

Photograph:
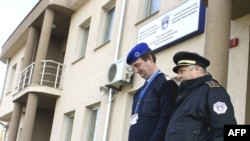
[{"x1": 146, "y1": 69, "x2": 161, "y2": 84}]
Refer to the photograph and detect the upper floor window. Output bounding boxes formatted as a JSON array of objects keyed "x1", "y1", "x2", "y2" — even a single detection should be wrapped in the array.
[
  {"x1": 76, "y1": 18, "x2": 91, "y2": 59},
  {"x1": 79, "y1": 26, "x2": 90, "y2": 58},
  {"x1": 8, "y1": 64, "x2": 17, "y2": 92},
  {"x1": 103, "y1": 7, "x2": 115, "y2": 43},
  {"x1": 145, "y1": 0, "x2": 160, "y2": 17}
]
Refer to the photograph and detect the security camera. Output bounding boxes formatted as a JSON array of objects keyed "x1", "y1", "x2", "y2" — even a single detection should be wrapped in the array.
[{"x1": 99, "y1": 86, "x2": 109, "y2": 96}]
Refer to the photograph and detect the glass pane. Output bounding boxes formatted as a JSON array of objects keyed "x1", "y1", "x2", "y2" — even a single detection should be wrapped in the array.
[
  {"x1": 88, "y1": 108, "x2": 100, "y2": 141},
  {"x1": 79, "y1": 26, "x2": 89, "y2": 57},
  {"x1": 150, "y1": 0, "x2": 160, "y2": 14},
  {"x1": 145, "y1": 0, "x2": 160, "y2": 17},
  {"x1": 104, "y1": 7, "x2": 115, "y2": 42},
  {"x1": 65, "y1": 115, "x2": 74, "y2": 141}
]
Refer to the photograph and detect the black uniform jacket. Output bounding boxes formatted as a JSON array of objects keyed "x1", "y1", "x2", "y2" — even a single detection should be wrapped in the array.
[
  {"x1": 128, "y1": 73, "x2": 178, "y2": 141},
  {"x1": 165, "y1": 75, "x2": 237, "y2": 141}
]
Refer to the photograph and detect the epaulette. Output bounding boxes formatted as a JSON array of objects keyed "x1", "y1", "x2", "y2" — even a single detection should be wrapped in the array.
[
  {"x1": 205, "y1": 80, "x2": 220, "y2": 88},
  {"x1": 165, "y1": 75, "x2": 172, "y2": 81}
]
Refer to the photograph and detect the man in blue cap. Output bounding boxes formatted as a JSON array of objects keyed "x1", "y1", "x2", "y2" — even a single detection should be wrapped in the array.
[
  {"x1": 126, "y1": 42, "x2": 178, "y2": 141},
  {"x1": 165, "y1": 51, "x2": 237, "y2": 141}
]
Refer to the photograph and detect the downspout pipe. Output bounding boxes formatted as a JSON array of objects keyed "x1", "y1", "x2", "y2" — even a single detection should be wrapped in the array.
[
  {"x1": 102, "y1": 0, "x2": 127, "y2": 141},
  {"x1": 114, "y1": 0, "x2": 126, "y2": 61},
  {"x1": 102, "y1": 89, "x2": 113, "y2": 141}
]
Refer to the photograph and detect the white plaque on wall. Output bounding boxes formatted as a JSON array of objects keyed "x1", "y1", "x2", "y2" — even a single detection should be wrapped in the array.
[{"x1": 137, "y1": 0, "x2": 206, "y2": 51}]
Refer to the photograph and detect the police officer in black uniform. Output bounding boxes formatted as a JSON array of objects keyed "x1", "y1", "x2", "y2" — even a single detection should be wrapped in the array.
[
  {"x1": 165, "y1": 51, "x2": 237, "y2": 141},
  {"x1": 126, "y1": 42, "x2": 178, "y2": 141}
]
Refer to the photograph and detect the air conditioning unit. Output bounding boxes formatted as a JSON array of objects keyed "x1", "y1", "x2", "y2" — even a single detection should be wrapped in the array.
[{"x1": 105, "y1": 59, "x2": 134, "y2": 89}]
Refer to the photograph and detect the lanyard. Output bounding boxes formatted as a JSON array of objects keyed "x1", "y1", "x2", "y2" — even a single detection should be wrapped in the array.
[{"x1": 134, "y1": 70, "x2": 161, "y2": 113}]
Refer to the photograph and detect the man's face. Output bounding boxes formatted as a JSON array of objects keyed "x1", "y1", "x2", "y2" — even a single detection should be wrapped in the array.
[
  {"x1": 177, "y1": 65, "x2": 199, "y2": 81},
  {"x1": 131, "y1": 58, "x2": 151, "y2": 79}
]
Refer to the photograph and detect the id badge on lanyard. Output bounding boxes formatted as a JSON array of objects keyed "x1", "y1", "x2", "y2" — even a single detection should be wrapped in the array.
[{"x1": 130, "y1": 113, "x2": 138, "y2": 125}]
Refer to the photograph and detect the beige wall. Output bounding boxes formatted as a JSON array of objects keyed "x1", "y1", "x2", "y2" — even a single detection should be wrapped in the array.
[
  {"x1": 51, "y1": 0, "x2": 245, "y2": 140},
  {"x1": 229, "y1": 14, "x2": 250, "y2": 124},
  {"x1": 0, "y1": 43, "x2": 26, "y2": 119}
]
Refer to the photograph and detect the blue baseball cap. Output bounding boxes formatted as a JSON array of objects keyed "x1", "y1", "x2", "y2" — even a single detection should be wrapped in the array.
[{"x1": 126, "y1": 42, "x2": 150, "y2": 65}]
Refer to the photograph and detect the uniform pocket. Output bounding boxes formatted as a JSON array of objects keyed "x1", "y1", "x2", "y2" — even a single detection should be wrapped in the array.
[
  {"x1": 141, "y1": 95, "x2": 158, "y2": 116},
  {"x1": 169, "y1": 125, "x2": 200, "y2": 141}
]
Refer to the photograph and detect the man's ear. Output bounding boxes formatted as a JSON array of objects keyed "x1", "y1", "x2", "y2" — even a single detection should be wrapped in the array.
[
  {"x1": 195, "y1": 65, "x2": 203, "y2": 73},
  {"x1": 147, "y1": 55, "x2": 153, "y2": 62}
]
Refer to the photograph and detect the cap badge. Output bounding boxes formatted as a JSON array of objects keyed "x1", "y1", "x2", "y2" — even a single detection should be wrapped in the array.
[
  {"x1": 213, "y1": 101, "x2": 227, "y2": 114},
  {"x1": 134, "y1": 51, "x2": 141, "y2": 57}
]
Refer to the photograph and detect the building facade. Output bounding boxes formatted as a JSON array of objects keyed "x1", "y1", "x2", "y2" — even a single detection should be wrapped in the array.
[{"x1": 0, "y1": 0, "x2": 250, "y2": 141}]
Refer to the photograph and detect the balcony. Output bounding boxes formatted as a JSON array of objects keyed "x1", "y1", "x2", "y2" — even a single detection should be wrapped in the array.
[{"x1": 18, "y1": 60, "x2": 64, "y2": 91}]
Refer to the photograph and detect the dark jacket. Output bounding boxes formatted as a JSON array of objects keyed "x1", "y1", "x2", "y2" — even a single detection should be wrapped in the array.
[
  {"x1": 165, "y1": 75, "x2": 237, "y2": 141},
  {"x1": 128, "y1": 73, "x2": 178, "y2": 141}
]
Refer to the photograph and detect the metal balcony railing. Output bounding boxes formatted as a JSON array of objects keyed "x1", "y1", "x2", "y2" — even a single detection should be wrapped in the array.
[
  {"x1": 18, "y1": 62, "x2": 35, "y2": 90},
  {"x1": 18, "y1": 60, "x2": 64, "y2": 90},
  {"x1": 40, "y1": 60, "x2": 64, "y2": 88}
]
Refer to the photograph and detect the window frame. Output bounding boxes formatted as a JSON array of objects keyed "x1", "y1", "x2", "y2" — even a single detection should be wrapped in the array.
[
  {"x1": 144, "y1": 0, "x2": 160, "y2": 17},
  {"x1": 103, "y1": 7, "x2": 115, "y2": 43},
  {"x1": 79, "y1": 25, "x2": 90, "y2": 58},
  {"x1": 86, "y1": 107, "x2": 100, "y2": 141},
  {"x1": 8, "y1": 63, "x2": 17, "y2": 92},
  {"x1": 64, "y1": 113, "x2": 75, "y2": 141}
]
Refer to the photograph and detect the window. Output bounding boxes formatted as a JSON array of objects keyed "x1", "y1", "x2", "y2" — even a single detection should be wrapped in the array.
[
  {"x1": 64, "y1": 113, "x2": 74, "y2": 141},
  {"x1": 103, "y1": 7, "x2": 115, "y2": 43},
  {"x1": 8, "y1": 64, "x2": 17, "y2": 92},
  {"x1": 76, "y1": 18, "x2": 91, "y2": 59},
  {"x1": 79, "y1": 26, "x2": 89, "y2": 58},
  {"x1": 87, "y1": 107, "x2": 100, "y2": 141},
  {"x1": 145, "y1": 0, "x2": 160, "y2": 17}
]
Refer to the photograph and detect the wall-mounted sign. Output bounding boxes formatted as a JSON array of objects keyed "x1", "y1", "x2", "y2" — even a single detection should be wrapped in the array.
[{"x1": 137, "y1": 0, "x2": 206, "y2": 51}]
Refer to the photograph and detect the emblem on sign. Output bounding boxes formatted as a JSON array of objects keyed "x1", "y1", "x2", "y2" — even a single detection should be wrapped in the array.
[{"x1": 162, "y1": 15, "x2": 170, "y2": 30}]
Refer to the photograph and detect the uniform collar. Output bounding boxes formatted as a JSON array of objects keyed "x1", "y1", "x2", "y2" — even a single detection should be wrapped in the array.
[{"x1": 146, "y1": 69, "x2": 161, "y2": 83}]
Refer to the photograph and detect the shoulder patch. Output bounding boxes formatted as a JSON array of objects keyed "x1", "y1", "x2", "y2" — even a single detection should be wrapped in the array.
[
  {"x1": 213, "y1": 101, "x2": 227, "y2": 114},
  {"x1": 205, "y1": 80, "x2": 220, "y2": 88},
  {"x1": 165, "y1": 75, "x2": 172, "y2": 81}
]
